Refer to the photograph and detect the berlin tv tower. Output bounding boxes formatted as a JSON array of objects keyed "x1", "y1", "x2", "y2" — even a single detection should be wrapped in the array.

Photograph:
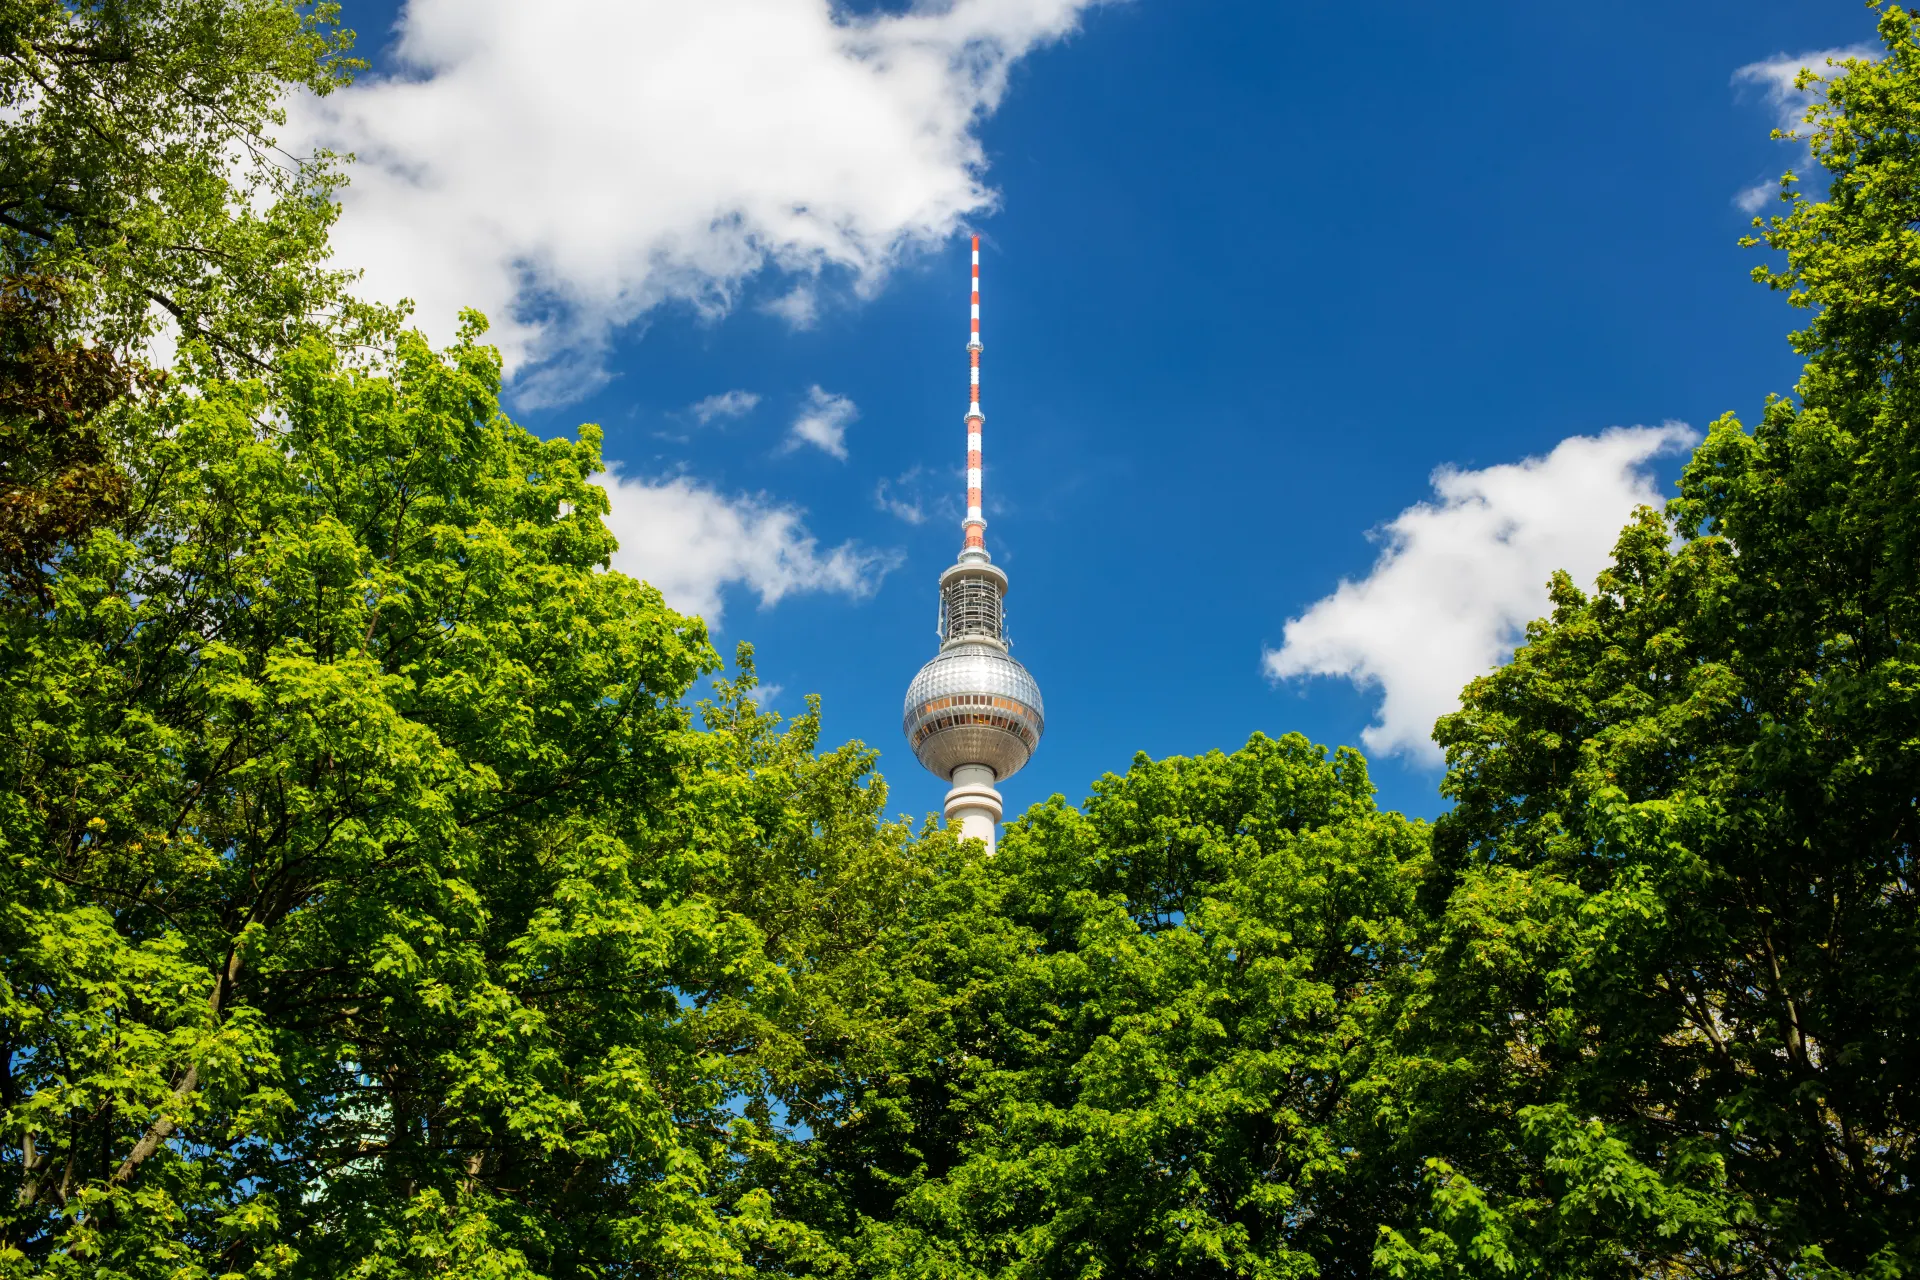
[{"x1": 901, "y1": 236, "x2": 1045, "y2": 854}]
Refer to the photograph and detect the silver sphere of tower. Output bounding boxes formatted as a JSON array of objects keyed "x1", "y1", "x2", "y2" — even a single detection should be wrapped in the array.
[{"x1": 902, "y1": 553, "x2": 1045, "y2": 781}]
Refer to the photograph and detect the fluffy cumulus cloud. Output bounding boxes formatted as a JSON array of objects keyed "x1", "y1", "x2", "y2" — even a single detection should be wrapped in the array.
[
  {"x1": 788, "y1": 386, "x2": 859, "y2": 458},
  {"x1": 597, "y1": 469, "x2": 899, "y2": 623},
  {"x1": 1731, "y1": 45, "x2": 1877, "y2": 213},
  {"x1": 1264, "y1": 424, "x2": 1698, "y2": 765},
  {"x1": 288, "y1": 0, "x2": 1107, "y2": 402}
]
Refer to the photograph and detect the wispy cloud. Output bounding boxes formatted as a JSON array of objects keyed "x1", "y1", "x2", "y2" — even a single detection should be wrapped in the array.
[
  {"x1": 1264, "y1": 424, "x2": 1699, "y2": 765},
  {"x1": 1731, "y1": 44, "x2": 1878, "y2": 213},
  {"x1": 597, "y1": 466, "x2": 899, "y2": 624},
  {"x1": 875, "y1": 466, "x2": 928, "y2": 524},
  {"x1": 787, "y1": 386, "x2": 858, "y2": 460},
  {"x1": 286, "y1": 0, "x2": 1111, "y2": 403},
  {"x1": 690, "y1": 390, "x2": 761, "y2": 426}
]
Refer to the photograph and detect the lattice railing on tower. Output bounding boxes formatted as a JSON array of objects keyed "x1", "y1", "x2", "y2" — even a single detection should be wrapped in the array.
[{"x1": 942, "y1": 576, "x2": 1003, "y2": 641}]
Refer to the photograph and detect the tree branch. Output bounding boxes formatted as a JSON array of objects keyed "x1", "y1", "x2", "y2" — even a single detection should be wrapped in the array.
[{"x1": 110, "y1": 940, "x2": 245, "y2": 1185}]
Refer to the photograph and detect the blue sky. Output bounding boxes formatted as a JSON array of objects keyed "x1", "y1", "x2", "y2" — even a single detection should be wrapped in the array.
[{"x1": 318, "y1": 0, "x2": 1865, "y2": 823}]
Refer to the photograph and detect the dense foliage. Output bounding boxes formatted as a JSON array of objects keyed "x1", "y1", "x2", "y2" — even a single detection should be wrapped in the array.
[
  {"x1": 815, "y1": 738, "x2": 1428, "y2": 1280},
  {"x1": 0, "y1": 0, "x2": 366, "y2": 361},
  {"x1": 3, "y1": 1, "x2": 1920, "y2": 1277},
  {"x1": 0, "y1": 302, "x2": 935, "y2": 1274}
]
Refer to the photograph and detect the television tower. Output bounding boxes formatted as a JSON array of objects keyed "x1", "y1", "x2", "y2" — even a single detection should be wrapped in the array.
[{"x1": 901, "y1": 235, "x2": 1044, "y2": 854}]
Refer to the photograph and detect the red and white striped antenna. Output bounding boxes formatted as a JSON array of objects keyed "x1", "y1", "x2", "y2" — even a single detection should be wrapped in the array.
[{"x1": 963, "y1": 234, "x2": 987, "y2": 555}]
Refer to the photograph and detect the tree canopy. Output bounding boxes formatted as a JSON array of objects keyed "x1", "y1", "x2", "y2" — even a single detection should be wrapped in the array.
[
  {"x1": 2, "y1": 1, "x2": 1919, "y2": 1277},
  {"x1": 0, "y1": 0, "x2": 367, "y2": 361}
]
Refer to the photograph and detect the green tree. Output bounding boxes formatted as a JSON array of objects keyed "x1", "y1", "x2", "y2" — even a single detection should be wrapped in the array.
[
  {"x1": 0, "y1": 314, "x2": 914, "y2": 1276},
  {"x1": 1378, "y1": 8, "x2": 1920, "y2": 1275},
  {"x1": 795, "y1": 735, "x2": 1428, "y2": 1279},
  {"x1": 1, "y1": 0, "x2": 382, "y2": 620},
  {"x1": 0, "y1": 0, "x2": 366, "y2": 362}
]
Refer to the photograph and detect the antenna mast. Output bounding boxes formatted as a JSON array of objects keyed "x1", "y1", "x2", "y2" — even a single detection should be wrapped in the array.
[{"x1": 964, "y1": 234, "x2": 986, "y2": 556}]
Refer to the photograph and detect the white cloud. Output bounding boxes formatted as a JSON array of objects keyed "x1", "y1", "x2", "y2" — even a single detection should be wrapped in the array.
[
  {"x1": 762, "y1": 284, "x2": 821, "y2": 330},
  {"x1": 596, "y1": 467, "x2": 899, "y2": 623},
  {"x1": 1733, "y1": 182, "x2": 1774, "y2": 215},
  {"x1": 690, "y1": 390, "x2": 761, "y2": 425},
  {"x1": 787, "y1": 386, "x2": 858, "y2": 459},
  {"x1": 288, "y1": 0, "x2": 1107, "y2": 401},
  {"x1": 1264, "y1": 424, "x2": 1699, "y2": 765}
]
